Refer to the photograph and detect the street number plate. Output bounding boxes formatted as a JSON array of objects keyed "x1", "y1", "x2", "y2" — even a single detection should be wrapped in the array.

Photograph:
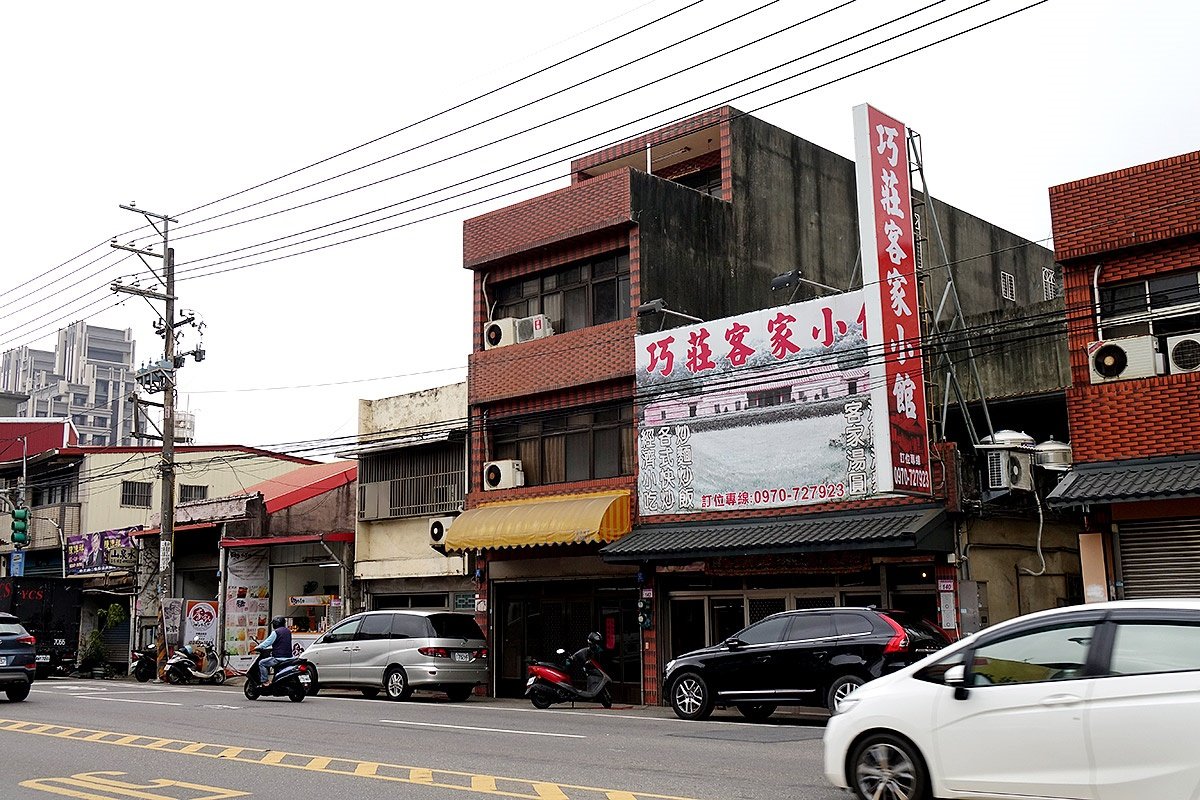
[{"x1": 453, "y1": 652, "x2": 471, "y2": 662}]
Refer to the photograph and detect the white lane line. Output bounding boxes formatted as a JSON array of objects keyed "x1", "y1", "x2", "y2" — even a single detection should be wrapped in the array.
[
  {"x1": 453, "y1": 703, "x2": 804, "y2": 727},
  {"x1": 379, "y1": 719, "x2": 585, "y2": 739},
  {"x1": 70, "y1": 694, "x2": 182, "y2": 706}
]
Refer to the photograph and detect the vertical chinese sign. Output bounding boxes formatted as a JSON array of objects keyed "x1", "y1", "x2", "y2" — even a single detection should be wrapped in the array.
[{"x1": 853, "y1": 104, "x2": 931, "y2": 494}]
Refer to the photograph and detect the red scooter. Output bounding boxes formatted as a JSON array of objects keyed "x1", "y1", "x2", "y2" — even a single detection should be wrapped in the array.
[{"x1": 525, "y1": 632, "x2": 613, "y2": 709}]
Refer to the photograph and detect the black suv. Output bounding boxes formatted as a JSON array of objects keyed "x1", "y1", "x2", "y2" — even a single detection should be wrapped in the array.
[{"x1": 663, "y1": 607, "x2": 950, "y2": 720}]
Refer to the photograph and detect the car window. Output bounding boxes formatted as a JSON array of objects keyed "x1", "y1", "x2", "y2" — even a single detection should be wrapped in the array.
[
  {"x1": 887, "y1": 612, "x2": 952, "y2": 645},
  {"x1": 428, "y1": 613, "x2": 485, "y2": 640},
  {"x1": 321, "y1": 618, "x2": 361, "y2": 644},
  {"x1": 916, "y1": 649, "x2": 967, "y2": 684},
  {"x1": 970, "y1": 624, "x2": 1095, "y2": 686},
  {"x1": 391, "y1": 613, "x2": 432, "y2": 640},
  {"x1": 785, "y1": 614, "x2": 835, "y2": 641},
  {"x1": 356, "y1": 614, "x2": 393, "y2": 641},
  {"x1": 834, "y1": 613, "x2": 874, "y2": 636},
  {"x1": 737, "y1": 616, "x2": 791, "y2": 645},
  {"x1": 0, "y1": 623, "x2": 27, "y2": 635},
  {"x1": 1107, "y1": 622, "x2": 1200, "y2": 676}
]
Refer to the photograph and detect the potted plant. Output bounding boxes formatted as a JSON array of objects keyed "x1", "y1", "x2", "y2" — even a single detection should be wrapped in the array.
[{"x1": 78, "y1": 602, "x2": 128, "y2": 678}]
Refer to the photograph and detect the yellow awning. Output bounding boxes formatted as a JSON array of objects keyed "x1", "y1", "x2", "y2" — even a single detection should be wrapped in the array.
[{"x1": 443, "y1": 490, "x2": 631, "y2": 552}]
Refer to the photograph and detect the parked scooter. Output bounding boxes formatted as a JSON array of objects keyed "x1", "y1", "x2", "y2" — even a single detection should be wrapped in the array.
[
  {"x1": 130, "y1": 644, "x2": 157, "y2": 683},
  {"x1": 525, "y1": 632, "x2": 613, "y2": 709},
  {"x1": 242, "y1": 641, "x2": 310, "y2": 703},
  {"x1": 163, "y1": 640, "x2": 227, "y2": 685}
]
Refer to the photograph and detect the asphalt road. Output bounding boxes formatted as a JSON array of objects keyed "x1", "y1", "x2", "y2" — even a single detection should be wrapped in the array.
[{"x1": 0, "y1": 676, "x2": 847, "y2": 800}]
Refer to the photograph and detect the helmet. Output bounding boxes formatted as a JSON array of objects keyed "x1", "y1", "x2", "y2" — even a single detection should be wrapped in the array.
[
  {"x1": 587, "y1": 632, "x2": 602, "y2": 647},
  {"x1": 271, "y1": 616, "x2": 286, "y2": 629}
]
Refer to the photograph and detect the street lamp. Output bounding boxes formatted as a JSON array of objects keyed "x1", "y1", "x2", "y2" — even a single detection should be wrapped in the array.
[
  {"x1": 635, "y1": 298, "x2": 704, "y2": 326},
  {"x1": 770, "y1": 269, "x2": 845, "y2": 302}
]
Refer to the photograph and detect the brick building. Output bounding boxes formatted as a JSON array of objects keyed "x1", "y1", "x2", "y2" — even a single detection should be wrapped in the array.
[
  {"x1": 1047, "y1": 150, "x2": 1200, "y2": 600},
  {"x1": 446, "y1": 107, "x2": 1068, "y2": 704}
]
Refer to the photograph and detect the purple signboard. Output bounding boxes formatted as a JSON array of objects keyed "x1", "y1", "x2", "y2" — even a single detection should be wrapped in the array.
[{"x1": 67, "y1": 527, "x2": 140, "y2": 575}]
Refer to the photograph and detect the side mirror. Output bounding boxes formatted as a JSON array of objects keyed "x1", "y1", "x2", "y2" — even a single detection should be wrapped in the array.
[
  {"x1": 724, "y1": 637, "x2": 744, "y2": 650},
  {"x1": 944, "y1": 664, "x2": 970, "y2": 700}
]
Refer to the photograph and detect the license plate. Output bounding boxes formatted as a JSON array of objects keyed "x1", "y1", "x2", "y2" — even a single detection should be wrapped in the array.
[
  {"x1": 298, "y1": 674, "x2": 311, "y2": 684},
  {"x1": 525, "y1": 676, "x2": 535, "y2": 687},
  {"x1": 453, "y1": 652, "x2": 471, "y2": 663},
  {"x1": 0, "y1": 657, "x2": 6, "y2": 666},
  {"x1": 35, "y1": 655, "x2": 50, "y2": 663}
]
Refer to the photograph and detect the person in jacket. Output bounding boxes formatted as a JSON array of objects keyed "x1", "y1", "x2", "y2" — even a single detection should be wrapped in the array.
[{"x1": 256, "y1": 616, "x2": 292, "y2": 685}]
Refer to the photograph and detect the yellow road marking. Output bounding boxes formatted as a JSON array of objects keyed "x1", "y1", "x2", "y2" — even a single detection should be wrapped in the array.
[
  {"x1": 22, "y1": 771, "x2": 248, "y2": 800},
  {"x1": 0, "y1": 717, "x2": 700, "y2": 800}
]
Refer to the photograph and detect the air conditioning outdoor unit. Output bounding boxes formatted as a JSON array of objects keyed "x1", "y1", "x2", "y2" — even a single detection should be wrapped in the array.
[
  {"x1": 483, "y1": 315, "x2": 555, "y2": 350},
  {"x1": 516, "y1": 314, "x2": 554, "y2": 344},
  {"x1": 482, "y1": 459, "x2": 524, "y2": 491},
  {"x1": 428, "y1": 515, "x2": 458, "y2": 547},
  {"x1": 1166, "y1": 334, "x2": 1200, "y2": 374},
  {"x1": 1086, "y1": 336, "x2": 1163, "y2": 384},
  {"x1": 986, "y1": 450, "x2": 1034, "y2": 492}
]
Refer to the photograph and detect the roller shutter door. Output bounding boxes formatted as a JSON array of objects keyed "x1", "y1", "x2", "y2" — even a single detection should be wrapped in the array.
[{"x1": 1117, "y1": 518, "x2": 1200, "y2": 599}]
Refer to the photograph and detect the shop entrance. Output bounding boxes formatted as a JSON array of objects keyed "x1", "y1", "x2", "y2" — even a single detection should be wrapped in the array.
[{"x1": 494, "y1": 580, "x2": 639, "y2": 703}]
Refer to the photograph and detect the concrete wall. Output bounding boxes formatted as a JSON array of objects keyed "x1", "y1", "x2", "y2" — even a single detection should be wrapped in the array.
[
  {"x1": 952, "y1": 300, "x2": 1072, "y2": 402},
  {"x1": 355, "y1": 516, "x2": 468, "y2": 580},
  {"x1": 963, "y1": 516, "x2": 1082, "y2": 625},
  {"x1": 359, "y1": 382, "x2": 467, "y2": 436},
  {"x1": 267, "y1": 485, "x2": 355, "y2": 537}
]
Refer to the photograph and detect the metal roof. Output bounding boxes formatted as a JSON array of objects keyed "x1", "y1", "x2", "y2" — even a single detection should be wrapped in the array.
[
  {"x1": 1046, "y1": 455, "x2": 1200, "y2": 507},
  {"x1": 601, "y1": 505, "x2": 950, "y2": 562}
]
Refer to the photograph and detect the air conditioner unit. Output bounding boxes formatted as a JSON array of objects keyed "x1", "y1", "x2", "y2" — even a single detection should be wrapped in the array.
[
  {"x1": 482, "y1": 459, "x2": 524, "y2": 491},
  {"x1": 483, "y1": 318, "x2": 518, "y2": 350},
  {"x1": 428, "y1": 515, "x2": 458, "y2": 547},
  {"x1": 985, "y1": 450, "x2": 1034, "y2": 492},
  {"x1": 1166, "y1": 334, "x2": 1200, "y2": 374},
  {"x1": 1086, "y1": 336, "x2": 1163, "y2": 383},
  {"x1": 516, "y1": 314, "x2": 554, "y2": 344}
]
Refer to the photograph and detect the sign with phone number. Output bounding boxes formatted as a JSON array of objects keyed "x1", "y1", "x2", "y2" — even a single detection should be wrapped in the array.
[{"x1": 700, "y1": 483, "x2": 848, "y2": 509}]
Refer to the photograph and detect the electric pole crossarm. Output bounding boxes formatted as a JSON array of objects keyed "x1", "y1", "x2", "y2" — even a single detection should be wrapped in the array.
[
  {"x1": 110, "y1": 242, "x2": 163, "y2": 259},
  {"x1": 110, "y1": 283, "x2": 175, "y2": 302}
]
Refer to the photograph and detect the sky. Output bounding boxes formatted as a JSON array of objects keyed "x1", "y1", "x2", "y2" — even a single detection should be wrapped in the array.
[{"x1": 1, "y1": 0, "x2": 1195, "y2": 455}]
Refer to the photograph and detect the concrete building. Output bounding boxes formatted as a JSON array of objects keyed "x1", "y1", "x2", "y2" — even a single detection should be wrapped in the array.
[
  {"x1": 1047, "y1": 150, "x2": 1200, "y2": 600},
  {"x1": 448, "y1": 107, "x2": 1071, "y2": 704},
  {"x1": 1, "y1": 321, "x2": 143, "y2": 446},
  {"x1": 345, "y1": 383, "x2": 472, "y2": 614}
]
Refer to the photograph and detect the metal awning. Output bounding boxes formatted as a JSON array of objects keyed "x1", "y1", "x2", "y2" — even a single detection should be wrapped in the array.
[
  {"x1": 219, "y1": 531, "x2": 354, "y2": 549},
  {"x1": 601, "y1": 505, "x2": 951, "y2": 563},
  {"x1": 1046, "y1": 456, "x2": 1200, "y2": 507},
  {"x1": 133, "y1": 522, "x2": 215, "y2": 539},
  {"x1": 443, "y1": 490, "x2": 631, "y2": 552}
]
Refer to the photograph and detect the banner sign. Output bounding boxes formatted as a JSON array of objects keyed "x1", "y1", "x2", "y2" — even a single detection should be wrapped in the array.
[
  {"x1": 223, "y1": 547, "x2": 270, "y2": 671},
  {"x1": 183, "y1": 599, "x2": 219, "y2": 646},
  {"x1": 636, "y1": 291, "x2": 875, "y2": 514},
  {"x1": 163, "y1": 597, "x2": 185, "y2": 646},
  {"x1": 66, "y1": 527, "x2": 140, "y2": 575},
  {"x1": 853, "y1": 103, "x2": 932, "y2": 495}
]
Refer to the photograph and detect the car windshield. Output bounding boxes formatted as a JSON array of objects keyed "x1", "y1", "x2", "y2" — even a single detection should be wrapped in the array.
[
  {"x1": 0, "y1": 623, "x2": 28, "y2": 635},
  {"x1": 428, "y1": 613, "x2": 485, "y2": 641}
]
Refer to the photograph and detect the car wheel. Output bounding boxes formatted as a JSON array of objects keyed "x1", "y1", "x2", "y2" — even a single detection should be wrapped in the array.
[
  {"x1": 360, "y1": 688, "x2": 380, "y2": 698},
  {"x1": 737, "y1": 703, "x2": 776, "y2": 721},
  {"x1": 670, "y1": 672, "x2": 713, "y2": 720},
  {"x1": 445, "y1": 685, "x2": 474, "y2": 702},
  {"x1": 6, "y1": 684, "x2": 30, "y2": 702},
  {"x1": 827, "y1": 674, "x2": 866, "y2": 713},
  {"x1": 307, "y1": 667, "x2": 320, "y2": 696},
  {"x1": 243, "y1": 680, "x2": 260, "y2": 701},
  {"x1": 850, "y1": 733, "x2": 929, "y2": 800},
  {"x1": 383, "y1": 667, "x2": 412, "y2": 701}
]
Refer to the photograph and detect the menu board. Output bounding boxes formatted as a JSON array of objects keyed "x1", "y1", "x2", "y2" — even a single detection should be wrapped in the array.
[{"x1": 223, "y1": 547, "x2": 269, "y2": 671}]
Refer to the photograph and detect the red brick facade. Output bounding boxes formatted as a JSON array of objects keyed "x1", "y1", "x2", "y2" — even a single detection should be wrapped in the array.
[{"x1": 1052, "y1": 150, "x2": 1200, "y2": 465}]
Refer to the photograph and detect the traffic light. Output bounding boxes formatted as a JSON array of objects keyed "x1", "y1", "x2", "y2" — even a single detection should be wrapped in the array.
[{"x1": 10, "y1": 506, "x2": 30, "y2": 549}]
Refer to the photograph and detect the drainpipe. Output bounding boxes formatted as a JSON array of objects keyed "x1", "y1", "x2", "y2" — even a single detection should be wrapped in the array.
[
  {"x1": 216, "y1": 524, "x2": 228, "y2": 664},
  {"x1": 1093, "y1": 263, "x2": 1104, "y2": 340}
]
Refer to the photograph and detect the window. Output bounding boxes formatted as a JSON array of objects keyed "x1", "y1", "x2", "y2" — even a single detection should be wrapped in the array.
[
  {"x1": 179, "y1": 484, "x2": 208, "y2": 503},
  {"x1": 1099, "y1": 269, "x2": 1200, "y2": 340},
  {"x1": 321, "y1": 618, "x2": 361, "y2": 644},
  {"x1": 391, "y1": 613, "x2": 431, "y2": 640},
  {"x1": 834, "y1": 614, "x2": 874, "y2": 636},
  {"x1": 1042, "y1": 267, "x2": 1057, "y2": 301},
  {"x1": 356, "y1": 614, "x2": 393, "y2": 642},
  {"x1": 120, "y1": 480, "x2": 153, "y2": 508},
  {"x1": 492, "y1": 404, "x2": 635, "y2": 486},
  {"x1": 1000, "y1": 271, "x2": 1017, "y2": 302},
  {"x1": 1107, "y1": 622, "x2": 1200, "y2": 676},
  {"x1": 738, "y1": 615, "x2": 792, "y2": 645},
  {"x1": 493, "y1": 251, "x2": 631, "y2": 334},
  {"x1": 970, "y1": 623, "x2": 1095, "y2": 686},
  {"x1": 672, "y1": 166, "x2": 723, "y2": 198},
  {"x1": 358, "y1": 444, "x2": 464, "y2": 519},
  {"x1": 786, "y1": 614, "x2": 835, "y2": 641}
]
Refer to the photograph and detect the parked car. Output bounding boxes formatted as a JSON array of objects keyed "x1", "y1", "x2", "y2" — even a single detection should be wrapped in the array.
[
  {"x1": 663, "y1": 607, "x2": 950, "y2": 719},
  {"x1": 0, "y1": 612, "x2": 37, "y2": 702},
  {"x1": 824, "y1": 598, "x2": 1200, "y2": 800},
  {"x1": 300, "y1": 610, "x2": 487, "y2": 701}
]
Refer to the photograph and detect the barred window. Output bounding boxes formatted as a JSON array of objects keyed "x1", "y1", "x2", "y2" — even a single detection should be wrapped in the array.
[
  {"x1": 120, "y1": 480, "x2": 153, "y2": 508},
  {"x1": 358, "y1": 442, "x2": 465, "y2": 520},
  {"x1": 492, "y1": 403, "x2": 635, "y2": 486},
  {"x1": 1000, "y1": 271, "x2": 1017, "y2": 302},
  {"x1": 1042, "y1": 267, "x2": 1057, "y2": 301},
  {"x1": 180, "y1": 484, "x2": 208, "y2": 503}
]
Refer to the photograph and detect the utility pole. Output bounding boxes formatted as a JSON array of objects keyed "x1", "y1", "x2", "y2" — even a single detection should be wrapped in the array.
[{"x1": 111, "y1": 204, "x2": 179, "y2": 679}]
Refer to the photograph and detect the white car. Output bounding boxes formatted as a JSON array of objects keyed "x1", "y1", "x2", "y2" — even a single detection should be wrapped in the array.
[{"x1": 824, "y1": 598, "x2": 1200, "y2": 800}]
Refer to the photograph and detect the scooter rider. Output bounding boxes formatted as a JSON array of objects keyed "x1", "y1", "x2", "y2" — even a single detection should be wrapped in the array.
[
  {"x1": 567, "y1": 632, "x2": 604, "y2": 675},
  {"x1": 256, "y1": 616, "x2": 292, "y2": 686}
]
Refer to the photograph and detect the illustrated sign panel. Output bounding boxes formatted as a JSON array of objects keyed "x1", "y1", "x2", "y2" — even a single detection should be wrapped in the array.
[
  {"x1": 66, "y1": 527, "x2": 140, "y2": 575},
  {"x1": 223, "y1": 547, "x2": 270, "y2": 670},
  {"x1": 853, "y1": 103, "x2": 932, "y2": 495},
  {"x1": 636, "y1": 291, "x2": 875, "y2": 514}
]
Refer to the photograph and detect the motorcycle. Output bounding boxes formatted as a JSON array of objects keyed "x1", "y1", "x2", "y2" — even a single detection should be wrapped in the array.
[
  {"x1": 525, "y1": 633, "x2": 613, "y2": 709},
  {"x1": 130, "y1": 644, "x2": 158, "y2": 683},
  {"x1": 242, "y1": 643, "x2": 310, "y2": 703},
  {"x1": 163, "y1": 640, "x2": 227, "y2": 685}
]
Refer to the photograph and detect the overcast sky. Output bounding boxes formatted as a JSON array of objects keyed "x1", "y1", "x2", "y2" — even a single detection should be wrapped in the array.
[{"x1": 1, "y1": 0, "x2": 1195, "y2": 454}]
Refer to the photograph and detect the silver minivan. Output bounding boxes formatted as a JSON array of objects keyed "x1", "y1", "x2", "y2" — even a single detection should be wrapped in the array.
[{"x1": 300, "y1": 610, "x2": 487, "y2": 701}]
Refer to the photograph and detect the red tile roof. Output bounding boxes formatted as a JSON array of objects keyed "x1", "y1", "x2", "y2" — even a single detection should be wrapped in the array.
[{"x1": 243, "y1": 461, "x2": 357, "y2": 514}]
